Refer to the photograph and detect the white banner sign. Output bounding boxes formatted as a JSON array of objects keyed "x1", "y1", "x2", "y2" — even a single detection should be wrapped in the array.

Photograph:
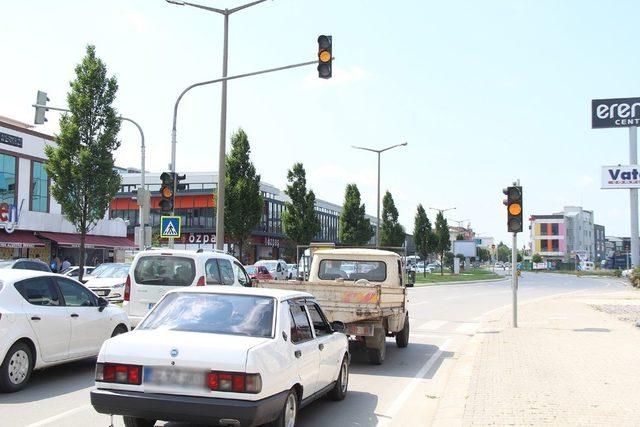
[{"x1": 601, "y1": 165, "x2": 640, "y2": 189}]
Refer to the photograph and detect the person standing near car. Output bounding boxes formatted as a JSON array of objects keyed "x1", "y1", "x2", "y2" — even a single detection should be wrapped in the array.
[{"x1": 61, "y1": 257, "x2": 71, "y2": 271}]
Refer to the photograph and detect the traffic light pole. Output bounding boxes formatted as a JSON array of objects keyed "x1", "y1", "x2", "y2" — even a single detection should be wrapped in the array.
[
  {"x1": 512, "y1": 231, "x2": 518, "y2": 328},
  {"x1": 629, "y1": 127, "x2": 639, "y2": 268}
]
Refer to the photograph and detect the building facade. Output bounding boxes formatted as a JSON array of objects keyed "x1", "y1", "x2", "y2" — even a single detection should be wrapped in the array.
[
  {"x1": 594, "y1": 224, "x2": 606, "y2": 262},
  {"x1": 563, "y1": 206, "x2": 595, "y2": 260},
  {"x1": 530, "y1": 214, "x2": 566, "y2": 259},
  {"x1": 0, "y1": 116, "x2": 134, "y2": 264}
]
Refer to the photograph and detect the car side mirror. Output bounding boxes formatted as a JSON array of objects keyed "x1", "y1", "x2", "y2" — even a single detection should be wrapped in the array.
[
  {"x1": 97, "y1": 297, "x2": 108, "y2": 312},
  {"x1": 331, "y1": 321, "x2": 346, "y2": 334}
]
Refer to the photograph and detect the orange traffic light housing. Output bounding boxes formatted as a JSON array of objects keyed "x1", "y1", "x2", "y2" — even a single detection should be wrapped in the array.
[
  {"x1": 159, "y1": 172, "x2": 175, "y2": 213},
  {"x1": 317, "y1": 35, "x2": 332, "y2": 79},
  {"x1": 503, "y1": 186, "x2": 523, "y2": 233}
]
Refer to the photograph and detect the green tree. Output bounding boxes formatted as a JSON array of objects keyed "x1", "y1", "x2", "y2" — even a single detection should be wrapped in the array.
[
  {"x1": 497, "y1": 242, "x2": 511, "y2": 262},
  {"x1": 443, "y1": 251, "x2": 454, "y2": 270},
  {"x1": 379, "y1": 191, "x2": 405, "y2": 247},
  {"x1": 532, "y1": 253, "x2": 543, "y2": 263},
  {"x1": 282, "y1": 163, "x2": 321, "y2": 246},
  {"x1": 434, "y1": 211, "x2": 451, "y2": 275},
  {"x1": 45, "y1": 45, "x2": 121, "y2": 282},
  {"x1": 456, "y1": 234, "x2": 465, "y2": 240},
  {"x1": 339, "y1": 184, "x2": 373, "y2": 245},
  {"x1": 413, "y1": 204, "x2": 434, "y2": 277},
  {"x1": 477, "y1": 247, "x2": 491, "y2": 263},
  {"x1": 224, "y1": 128, "x2": 264, "y2": 263}
]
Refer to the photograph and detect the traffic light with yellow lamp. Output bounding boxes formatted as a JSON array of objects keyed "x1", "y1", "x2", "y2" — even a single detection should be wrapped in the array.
[
  {"x1": 503, "y1": 186, "x2": 523, "y2": 233},
  {"x1": 159, "y1": 172, "x2": 175, "y2": 213},
  {"x1": 317, "y1": 35, "x2": 332, "y2": 79}
]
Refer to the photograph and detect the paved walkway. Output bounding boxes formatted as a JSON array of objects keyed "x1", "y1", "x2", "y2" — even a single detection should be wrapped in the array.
[{"x1": 433, "y1": 287, "x2": 640, "y2": 426}]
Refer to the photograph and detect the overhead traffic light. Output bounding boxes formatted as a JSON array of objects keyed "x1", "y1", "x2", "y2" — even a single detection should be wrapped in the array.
[
  {"x1": 159, "y1": 172, "x2": 175, "y2": 213},
  {"x1": 503, "y1": 186, "x2": 523, "y2": 233},
  {"x1": 34, "y1": 91, "x2": 49, "y2": 125},
  {"x1": 317, "y1": 35, "x2": 332, "y2": 79},
  {"x1": 175, "y1": 174, "x2": 187, "y2": 192}
]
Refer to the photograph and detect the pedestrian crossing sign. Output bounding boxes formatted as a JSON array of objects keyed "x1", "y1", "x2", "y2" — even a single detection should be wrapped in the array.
[{"x1": 160, "y1": 216, "x2": 181, "y2": 238}]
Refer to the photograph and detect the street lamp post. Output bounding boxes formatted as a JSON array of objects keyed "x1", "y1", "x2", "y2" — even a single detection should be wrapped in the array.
[
  {"x1": 352, "y1": 142, "x2": 408, "y2": 247},
  {"x1": 166, "y1": 0, "x2": 269, "y2": 251}
]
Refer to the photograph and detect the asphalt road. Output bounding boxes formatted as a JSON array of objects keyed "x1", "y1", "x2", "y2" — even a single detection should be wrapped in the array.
[{"x1": 0, "y1": 272, "x2": 628, "y2": 427}]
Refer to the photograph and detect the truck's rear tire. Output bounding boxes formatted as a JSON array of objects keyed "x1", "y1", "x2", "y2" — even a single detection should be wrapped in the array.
[
  {"x1": 395, "y1": 315, "x2": 410, "y2": 348},
  {"x1": 368, "y1": 341, "x2": 386, "y2": 365}
]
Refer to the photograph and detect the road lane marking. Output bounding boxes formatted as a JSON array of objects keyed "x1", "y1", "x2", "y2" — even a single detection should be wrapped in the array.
[
  {"x1": 455, "y1": 322, "x2": 479, "y2": 334},
  {"x1": 417, "y1": 320, "x2": 447, "y2": 331},
  {"x1": 25, "y1": 404, "x2": 92, "y2": 427},
  {"x1": 379, "y1": 338, "x2": 453, "y2": 424}
]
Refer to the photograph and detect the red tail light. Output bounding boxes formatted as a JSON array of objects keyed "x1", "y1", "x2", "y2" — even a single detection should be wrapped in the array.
[
  {"x1": 196, "y1": 276, "x2": 205, "y2": 286},
  {"x1": 96, "y1": 363, "x2": 142, "y2": 385},
  {"x1": 207, "y1": 371, "x2": 261, "y2": 393},
  {"x1": 124, "y1": 274, "x2": 131, "y2": 301}
]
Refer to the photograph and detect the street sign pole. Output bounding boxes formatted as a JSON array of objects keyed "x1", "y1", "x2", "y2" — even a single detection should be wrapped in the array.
[
  {"x1": 512, "y1": 231, "x2": 518, "y2": 328},
  {"x1": 630, "y1": 126, "x2": 639, "y2": 268}
]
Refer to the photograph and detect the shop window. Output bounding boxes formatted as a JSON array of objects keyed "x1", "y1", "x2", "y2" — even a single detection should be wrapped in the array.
[
  {"x1": 31, "y1": 161, "x2": 49, "y2": 212},
  {"x1": 0, "y1": 153, "x2": 16, "y2": 205}
]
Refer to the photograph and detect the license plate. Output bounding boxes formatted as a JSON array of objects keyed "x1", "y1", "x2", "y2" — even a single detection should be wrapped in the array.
[
  {"x1": 144, "y1": 367, "x2": 207, "y2": 390},
  {"x1": 148, "y1": 303, "x2": 155, "y2": 309},
  {"x1": 346, "y1": 324, "x2": 375, "y2": 337},
  {"x1": 96, "y1": 290, "x2": 108, "y2": 296}
]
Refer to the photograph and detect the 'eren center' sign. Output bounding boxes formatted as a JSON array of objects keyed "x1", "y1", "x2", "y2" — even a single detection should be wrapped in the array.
[{"x1": 592, "y1": 97, "x2": 640, "y2": 128}]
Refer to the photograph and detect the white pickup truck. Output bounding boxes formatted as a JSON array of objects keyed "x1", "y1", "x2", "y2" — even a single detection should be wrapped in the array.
[{"x1": 256, "y1": 248, "x2": 412, "y2": 365}]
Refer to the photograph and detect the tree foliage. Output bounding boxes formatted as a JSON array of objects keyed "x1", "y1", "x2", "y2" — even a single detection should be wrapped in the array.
[
  {"x1": 434, "y1": 211, "x2": 451, "y2": 274},
  {"x1": 532, "y1": 253, "x2": 543, "y2": 263},
  {"x1": 413, "y1": 204, "x2": 435, "y2": 276},
  {"x1": 224, "y1": 128, "x2": 264, "y2": 263},
  {"x1": 45, "y1": 45, "x2": 121, "y2": 281},
  {"x1": 477, "y1": 247, "x2": 491, "y2": 262},
  {"x1": 339, "y1": 184, "x2": 373, "y2": 245},
  {"x1": 497, "y1": 242, "x2": 511, "y2": 262},
  {"x1": 282, "y1": 163, "x2": 320, "y2": 246},
  {"x1": 379, "y1": 191, "x2": 405, "y2": 247}
]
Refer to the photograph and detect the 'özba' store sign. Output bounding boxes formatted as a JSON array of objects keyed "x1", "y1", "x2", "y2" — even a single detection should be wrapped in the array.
[
  {"x1": 592, "y1": 97, "x2": 640, "y2": 128},
  {"x1": 0, "y1": 203, "x2": 19, "y2": 233}
]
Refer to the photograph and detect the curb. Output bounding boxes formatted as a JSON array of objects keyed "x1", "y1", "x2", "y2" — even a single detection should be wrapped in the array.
[{"x1": 413, "y1": 276, "x2": 509, "y2": 287}]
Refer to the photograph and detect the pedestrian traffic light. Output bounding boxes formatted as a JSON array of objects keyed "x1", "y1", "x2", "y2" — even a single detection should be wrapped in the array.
[
  {"x1": 317, "y1": 35, "x2": 332, "y2": 79},
  {"x1": 176, "y1": 174, "x2": 187, "y2": 192},
  {"x1": 503, "y1": 186, "x2": 523, "y2": 233},
  {"x1": 34, "y1": 91, "x2": 49, "y2": 125},
  {"x1": 159, "y1": 172, "x2": 175, "y2": 213}
]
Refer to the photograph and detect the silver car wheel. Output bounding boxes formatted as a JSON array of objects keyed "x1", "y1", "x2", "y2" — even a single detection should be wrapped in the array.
[
  {"x1": 340, "y1": 360, "x2": 348, "y2": 393},
  {"x1": 8, "y1": 350, "x2": 29, "y2": 385},
  {"x1": 284, "y1": 392, "x2": 297, "y2": 427}
]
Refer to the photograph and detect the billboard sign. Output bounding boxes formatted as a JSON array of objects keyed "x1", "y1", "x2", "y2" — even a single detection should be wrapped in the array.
[
  {"x1": 592, "y1": 97, "x2": 640, "y2": 128},
  {"x1": 601, "y1": 165, "x2": 640, "y2": 189},
  {"x1": 452, "y1": 240, "x2": 477, "y2": 258}
]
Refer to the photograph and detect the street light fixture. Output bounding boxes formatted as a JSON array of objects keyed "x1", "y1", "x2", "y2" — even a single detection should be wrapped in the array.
[
  {"x1": 352, "y1": 142, "x2": 408, "y2": 248},
  {"x1": 166, "y1": 0, "x2": 270, "y2": 251}
]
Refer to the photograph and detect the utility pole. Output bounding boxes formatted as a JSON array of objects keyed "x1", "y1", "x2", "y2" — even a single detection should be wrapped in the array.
[
  {"x1": 352, "y1": 142, "x2": 408, "y2": 247},
  {"x1": 630, "y1": 126, "x2": 639, "y2": 267}
]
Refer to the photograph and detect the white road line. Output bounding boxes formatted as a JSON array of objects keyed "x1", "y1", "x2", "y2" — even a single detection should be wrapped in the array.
[
  {"x1": 455, "y1": 322, "x2": 479, "y2": 334},
  {"x1": 417, "y1": 320, "x2": 448, "y2": 330},
  {"x1": 379, "y1": 338, "x2": 453, "y2": 424},
  {"x1": 25, "y1": 404, "x2": 92, "y2": 427}
]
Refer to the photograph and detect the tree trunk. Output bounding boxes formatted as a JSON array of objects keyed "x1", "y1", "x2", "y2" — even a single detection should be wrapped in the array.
[
  {"x1": 238, "y1": 238, "x2": 244, "y2": 263},
  {"x1": 440, "y1": 250, "x2": 444, "y2": 275},
  {"x1": 78, "y1": 228, "x2": 86, "y2": 283}
]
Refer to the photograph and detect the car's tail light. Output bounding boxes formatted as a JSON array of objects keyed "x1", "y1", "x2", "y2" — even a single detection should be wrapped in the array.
[
  {"x1": 207, "y1": 371, "x2": 261, "y2": 393},
  {"x1": 96, "y1": 363, "x2": 142, "y2": 385},
  {"x1": 124, "y1": 275, "x2": 131, "y2": 301},
  {"x1": 196, "y1": 276, "x2": 205, "y2": 286}
]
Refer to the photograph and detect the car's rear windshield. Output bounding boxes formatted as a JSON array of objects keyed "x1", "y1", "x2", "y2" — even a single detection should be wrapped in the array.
[
  {"x1": 133, "y1": 256, "x2": 195, "y2": 287},
  {"x1": 138, "y1": 292, "x2": 275, "y2": 338},
  {"x1": 318, "y1": 259, "x2": 387, "y2": 282}
]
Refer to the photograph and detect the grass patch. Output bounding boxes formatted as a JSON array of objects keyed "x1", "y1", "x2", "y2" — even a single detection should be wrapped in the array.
[
  {"x1": 414, "y1": 268, "x2": 502, "y2": 285},
  {"x1": 538, "y1": 269, "x2": 622, "y2": 277}
]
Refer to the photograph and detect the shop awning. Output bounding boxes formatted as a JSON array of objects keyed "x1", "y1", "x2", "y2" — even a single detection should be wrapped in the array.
[
  {"x1": 38, "y1": 232, "x2": 136, "y2": 249},
  {"x1": 0, "y1": 230, "x2": 45, "y2": 248}
]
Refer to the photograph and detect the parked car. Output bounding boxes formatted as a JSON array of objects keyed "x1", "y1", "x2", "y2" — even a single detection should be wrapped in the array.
[
  {"x1": 245, "y1": 265, "x2": 273, "y2": 281},
  {"x1": 80, "y1": 263, "x2": 118, "y2": 284},
  {"x1": 91, "y1": 286, "x2": 349, "y2": 427},
  {"x1": 287, "y1": 263, "x2": 298, "y2": 279},
  {"x1": 255, "y1": 259, "x2": 289, "y2": 280},
  {"x1": 494, "y1": 262, "x2": 504, "y2": 269},
  {"x1": 0, "y1": 258, "x2": 51, "y2": 273},
  {"x1": 60, "y1": 266, "x2": 95, "y2": 279},
  {"x1": 85, "y1": 263, "x2": 131, "y2": 302},
  {"x1": 0, "y1": 270, "x2": 130, "y2": 392},
  {"x1": 123, "y1": 249, "x2": 252, "y2": 327}
]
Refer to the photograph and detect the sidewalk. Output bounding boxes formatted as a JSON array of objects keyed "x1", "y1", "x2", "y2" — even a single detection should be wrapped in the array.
[{"x1": 433, "y1": 288, "x2": 640, "y2": 426}]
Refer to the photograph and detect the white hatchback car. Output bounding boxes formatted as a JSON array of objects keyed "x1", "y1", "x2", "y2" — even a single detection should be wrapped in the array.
[
  {"x1": 123, "y1": 249, "x2": 252, "y2": 327},
  {"x1": 255, "y1": 259, "x2": 289, "y2": 280},
  {"x1": 0, "y1": 270, "x2": 130, "y2": 392},
  {"x1": 91, "y1": 287, "x2": 349, "y2": 427}
]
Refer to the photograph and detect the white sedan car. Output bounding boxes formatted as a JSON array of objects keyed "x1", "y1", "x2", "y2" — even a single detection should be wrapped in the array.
[
  {"x1": 85, "y1": 263, "x2": 130, "y2": 302},
  {"x1": 91, "y1": 287, "x2": 349, "y2": 427},
  {"x1": 0, "y1": 270, "x2": 130, "y2": 392}
]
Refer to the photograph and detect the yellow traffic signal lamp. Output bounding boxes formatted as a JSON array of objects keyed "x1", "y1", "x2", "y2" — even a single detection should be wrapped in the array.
[
  {"x1": 503, "y1": 185, "x2": 523, "y2": 233},
  {"x1": 317, "y1": 35, "x2": 332, "y2": 79},
  {"x1": 159, "y1": 172, "x2": 175, "y2": 213}
]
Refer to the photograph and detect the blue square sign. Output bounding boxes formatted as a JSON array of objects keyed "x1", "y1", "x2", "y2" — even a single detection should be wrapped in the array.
[{"x1": 160, "y1": 216, "x2": 181, "y2": 238}]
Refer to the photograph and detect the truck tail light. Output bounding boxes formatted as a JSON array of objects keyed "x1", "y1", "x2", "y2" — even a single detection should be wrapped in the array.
[
  {"x1": 96, "y1": 363, "x2": 142, "y2": 385},
  {"x1": 124, "y1": 275, "x2": 131, "y2": 301},
  {"x1": 207, "y1": 371, "x2": 261, "y2": 393},
  {"x1": 196, "y1": 276, "x2": 205, "y2": 286}
]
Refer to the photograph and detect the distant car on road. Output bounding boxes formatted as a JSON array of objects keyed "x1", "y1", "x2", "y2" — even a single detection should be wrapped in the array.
[
  {"x1": 287, "y1": 263, "x2": 298, "y2": 279},
  {"x1": 245, "y1": 265, "x2": 273, "y2": 281},
  {"x1": 0, "y1": 270, "x2": 129, "y2": 392},
  {"x1": 80, "y1": 263, "x2": 118, "y2": 284},
  {"x1": 255, "y1": 259, "x2": 289, "y2": 280},
  {"x1": 85, "y1": 263, "x2": 131, "y2": 302},
  {"x1": 61, "y1": 266, "x2": 96, "y2": 279},
  {"x1": 91, "y1": 286, "x2": 349, "y2": 427},
  {"x1": 0, "y1": 258, "x2": 50, "y2": 273}
]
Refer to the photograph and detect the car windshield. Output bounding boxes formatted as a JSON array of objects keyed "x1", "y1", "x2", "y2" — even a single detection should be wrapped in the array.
[
  {"x1": 245, "y1": 266, "x2": 256, "y2": 274},
  {"x1": 138, "y1": 292, "x2": 275, "y2": 338},
  {"x1": 89, "y1": 263, "x2": 114, "y2": 277},
  {"x1": 134, "y1": 256, "x2": 195, "y2": 286},
  {"x1": 318, "y1": 259, "x2": 387, "y2": 282},
  {"x1": 0, "y1": 261, "x2": 14, "y2": 269},
  {"x1": 97, "y1": 264, "x2": 130, "y2": 279}
]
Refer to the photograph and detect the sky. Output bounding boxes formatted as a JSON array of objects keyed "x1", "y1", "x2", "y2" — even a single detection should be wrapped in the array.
[{"x1": 2, "y1": 0, "x2": 640, "y2": 247}]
